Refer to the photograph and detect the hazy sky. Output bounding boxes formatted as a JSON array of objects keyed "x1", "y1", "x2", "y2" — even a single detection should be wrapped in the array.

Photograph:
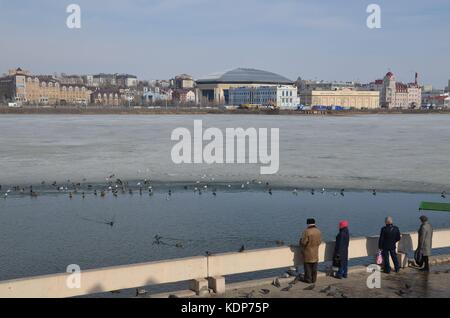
[{"x1": 1, "y1": 0, "x2": 449, "y2": 87}]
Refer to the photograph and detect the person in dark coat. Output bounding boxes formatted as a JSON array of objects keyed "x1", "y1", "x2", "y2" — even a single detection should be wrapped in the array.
[
  {"x1": 334, "y1": 220, "x2": 350, "y2": 279},
  {"x1": 378, "y1": 216, "x2": 402, "y2": 273},
  {"x1": 418, "y1": 215, "x2": 433, "y2": 272}
]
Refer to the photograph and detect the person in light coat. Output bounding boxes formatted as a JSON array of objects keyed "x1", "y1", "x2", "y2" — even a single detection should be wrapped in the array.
[
  {"x1": 300, "y1": 218, "x2": 322, "y2": 284},
  {"x1": 418, "y1": 215, "x2": 433, "y2": 272}
]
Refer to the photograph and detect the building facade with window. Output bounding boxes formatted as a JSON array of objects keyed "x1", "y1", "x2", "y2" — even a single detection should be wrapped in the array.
[
  {"x1": 196, "y1": 68, "x2": 294, "y2": 105},
  {"x1": 0, "y1": 68, "x2": 91, "y2": 105},
  {"x1": 380, "y1": 72, "x2": 422, "y2": 109},
  {"x1": 142, "y1": 87, "x2": 171, "y2": 104},
  {"x1": 229, "y1": 85, "x2": 299, "y2": 109},
  {"x1": 91, "y1": 88, "x2": 123, "y2": 106},
  {"x1": 172, "y1": 89, "x2": 196, "y2": 104},
  {"x1": 116, "y1": 74, "x2": 138, "y2": 88},
  {"x1": 299, "y1": 88, "x2": 380, "y2": 109},
  {"x1": 173, "y1": 74, "x2": 195, "y2": 89}
]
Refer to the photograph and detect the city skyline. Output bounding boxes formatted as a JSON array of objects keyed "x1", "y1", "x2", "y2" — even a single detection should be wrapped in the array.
[{"x1": 1, "y1": 0, "x2": 449, "y2": 87}]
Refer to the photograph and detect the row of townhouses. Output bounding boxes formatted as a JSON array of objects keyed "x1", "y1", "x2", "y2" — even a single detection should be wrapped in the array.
[
  {"x1": 0, "y1": 68, "x2": 197, "y2": 106},
  {"x1": 1, "y1": 67, "x2": 448, "y2": 109}
]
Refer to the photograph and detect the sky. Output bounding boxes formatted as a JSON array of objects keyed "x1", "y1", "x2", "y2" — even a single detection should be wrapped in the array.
[{"x1": 0, "y1": 0, "x2": 449, "y2": 87}]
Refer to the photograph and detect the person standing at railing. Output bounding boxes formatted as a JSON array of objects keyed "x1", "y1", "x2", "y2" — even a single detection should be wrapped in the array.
[
  {"x1": 418, "y1": 215, "x2": 433, "y2": 272},
  {"x1": 300, "y1": 218, "x2": 322, "y2": 284},
  {"x1": 378, "y1": 216, "x2": 402, "y2": 274},
  {"x1": 333, "y1": 220, "x2": 350, "y2": 279}
]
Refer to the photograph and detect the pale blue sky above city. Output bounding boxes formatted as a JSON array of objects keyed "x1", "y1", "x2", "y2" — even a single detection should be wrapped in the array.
[{"x1": 0, "y1": 0, "x2": 449, "y2": 86}]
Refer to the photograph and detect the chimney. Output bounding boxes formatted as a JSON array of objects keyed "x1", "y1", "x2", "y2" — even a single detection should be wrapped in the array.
[{"x1": 415, "y1": 72, "x2": 418, "y2": 85}]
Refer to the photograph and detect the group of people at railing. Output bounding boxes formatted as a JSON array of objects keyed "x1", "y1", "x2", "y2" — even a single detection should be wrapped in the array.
[{"x1": 299, "y1": 215, "x2": 434, "y2": 284}]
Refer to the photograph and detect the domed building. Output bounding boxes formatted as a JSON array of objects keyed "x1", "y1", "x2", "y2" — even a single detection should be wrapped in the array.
[{"x1": 196, "y1": 68, "x2": 294, "y2": 105}]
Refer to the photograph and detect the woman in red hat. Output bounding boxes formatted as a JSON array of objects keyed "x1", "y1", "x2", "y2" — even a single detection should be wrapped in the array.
[{"x1": 334, "y1": 220, "x2": 350, "y2": 279}]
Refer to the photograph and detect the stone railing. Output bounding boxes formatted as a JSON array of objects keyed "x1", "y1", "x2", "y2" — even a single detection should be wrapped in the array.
[{"x1": 0, "y1": 228, "x2": 449, "y2": 298}]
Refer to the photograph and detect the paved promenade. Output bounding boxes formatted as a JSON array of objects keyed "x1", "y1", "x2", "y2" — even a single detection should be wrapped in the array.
[{"x1": 208, "y1": 260, "x2": 450, "y2": 298}]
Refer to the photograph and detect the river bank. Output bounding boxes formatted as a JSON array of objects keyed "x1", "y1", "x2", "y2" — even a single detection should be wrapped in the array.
[{"x1": 1, "y1": 105, "x2": 450, "y2": 116}]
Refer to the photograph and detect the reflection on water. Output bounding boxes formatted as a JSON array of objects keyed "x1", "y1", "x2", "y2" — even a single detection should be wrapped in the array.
[{"x1": 1, "y1": 188, "x2": 449, "y2": 281}]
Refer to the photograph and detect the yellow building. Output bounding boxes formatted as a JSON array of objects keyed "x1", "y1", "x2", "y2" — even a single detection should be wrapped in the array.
[
  {"x1": 299, "y1": 88, "x2": 380, "y2": 109},
  {"x1": 0, "y1": 68, "x2": 91, "y2": 105}
]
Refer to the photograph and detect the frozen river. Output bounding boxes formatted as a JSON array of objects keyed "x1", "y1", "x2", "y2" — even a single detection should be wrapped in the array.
[
  {"x1": 1, "y1": 114, "x2": 450, "y2": 290},
  {"x1": 1, "y1": 114, "x2": 449, "y2": 192}
]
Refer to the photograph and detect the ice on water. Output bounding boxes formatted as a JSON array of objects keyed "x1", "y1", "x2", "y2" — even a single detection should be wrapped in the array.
[{"x1": 0, "y1": 114, "x2": 449, "y2": 192}]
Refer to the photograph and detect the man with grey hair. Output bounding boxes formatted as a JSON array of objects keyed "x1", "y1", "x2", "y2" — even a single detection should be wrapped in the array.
[
  {"x1": 378, "y1": 216, "x2": 402, "y2": 273},
  {"x1": 418, "y1": 215, "x2": 433, "y2": 272}
]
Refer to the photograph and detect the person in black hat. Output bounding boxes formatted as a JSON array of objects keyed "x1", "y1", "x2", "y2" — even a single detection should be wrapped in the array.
[
  {"x1": 418, "y1": 215, "x2": 433, "y2": 272},
  {"x1": 300, "y1": 218, "x2": 322, "y2": 284}
]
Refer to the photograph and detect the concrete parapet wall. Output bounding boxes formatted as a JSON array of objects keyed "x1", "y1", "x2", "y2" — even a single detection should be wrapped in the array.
[
  {"x1": 208, "y1": 229, "x2": 450, "y2": 276},
  {"x1": 0, "y1": 256, "x2": 207, "y2": 298},
  {"x1": 0, "y1": 229, "x2": 449, "y2": 298}
]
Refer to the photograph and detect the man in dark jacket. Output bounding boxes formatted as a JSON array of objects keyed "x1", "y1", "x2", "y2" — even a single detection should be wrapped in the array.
[
  {"x1": 378, "y1": 216, "x2": 401, "y2": 273},
  {"x1": 334, "y1": 220, "x2": 350, "y2": 279},
  {"x1": 418, "y1": 215, "x2": 433, "y2": 272}
]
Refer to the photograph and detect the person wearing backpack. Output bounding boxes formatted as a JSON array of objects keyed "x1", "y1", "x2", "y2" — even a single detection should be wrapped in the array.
[{"x1": 378, "y1": 216, "x2": 402, "y2": 273}]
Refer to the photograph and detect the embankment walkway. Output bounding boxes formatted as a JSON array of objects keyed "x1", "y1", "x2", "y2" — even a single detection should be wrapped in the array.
[{"x1": 204, "y1": 256, "x2": 450, "y2": 299}]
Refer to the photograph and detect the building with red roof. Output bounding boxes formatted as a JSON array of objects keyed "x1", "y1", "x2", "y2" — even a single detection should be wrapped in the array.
[{"x1": 379, "y1": 72, "x2": 422, "y2": 109}]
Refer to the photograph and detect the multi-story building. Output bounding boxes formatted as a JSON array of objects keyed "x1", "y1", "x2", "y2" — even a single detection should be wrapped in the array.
[
  {"x1": 142, "y1": 87, "x2": 171, "y2": 104},
  {"x1": 197, "y1": 68, "x2": 294, "y2": 105},
  {"x1": 379, "y1": 72, "x2": 422, "y2": 109},
  {"x1": 0, "y1": 68, "x2": 91, "y2": 105},
  {"x1": 362, "y1": 79, "x2": 384, "y2": 92},
  {"x1": 91, "y1": 88, "x2": 124, "y2": 106},
  {"x1": 83, "y1": 75, "x2": 94, "y2": 87},
  {"x1": 92, "y1": 73, "x2": 117, "y2": 87},
  {"x1": 296, "y1": 78, "x2": 358, "y2": 91},
  {"x1": 58, "y1": 74, "x2": 84, "y2": 85},
  {"x1": 155, "y1": 80, "x2": 171, "y2": 89},
  {"x1": 172, "y1": 89, "x2": 196, "y2": 104},
  {"x1": 116, "y1": 74, "x2": 138, "y2": 88},
  {"x1": 422, "y1": 90, "x2": 449, "y2": 108},
  {"x1": 174, "y1": 74, "x2": 195, "y2": 89},
  {"x1": 422, "y1": 85, "x2": 434, "y2": 93},
  {"x1": 299, "y1": 88, "x2": 380, "y2": 109},
  {"x1": 229, "y1": 85, "x2": 300, "y2": 109}
]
